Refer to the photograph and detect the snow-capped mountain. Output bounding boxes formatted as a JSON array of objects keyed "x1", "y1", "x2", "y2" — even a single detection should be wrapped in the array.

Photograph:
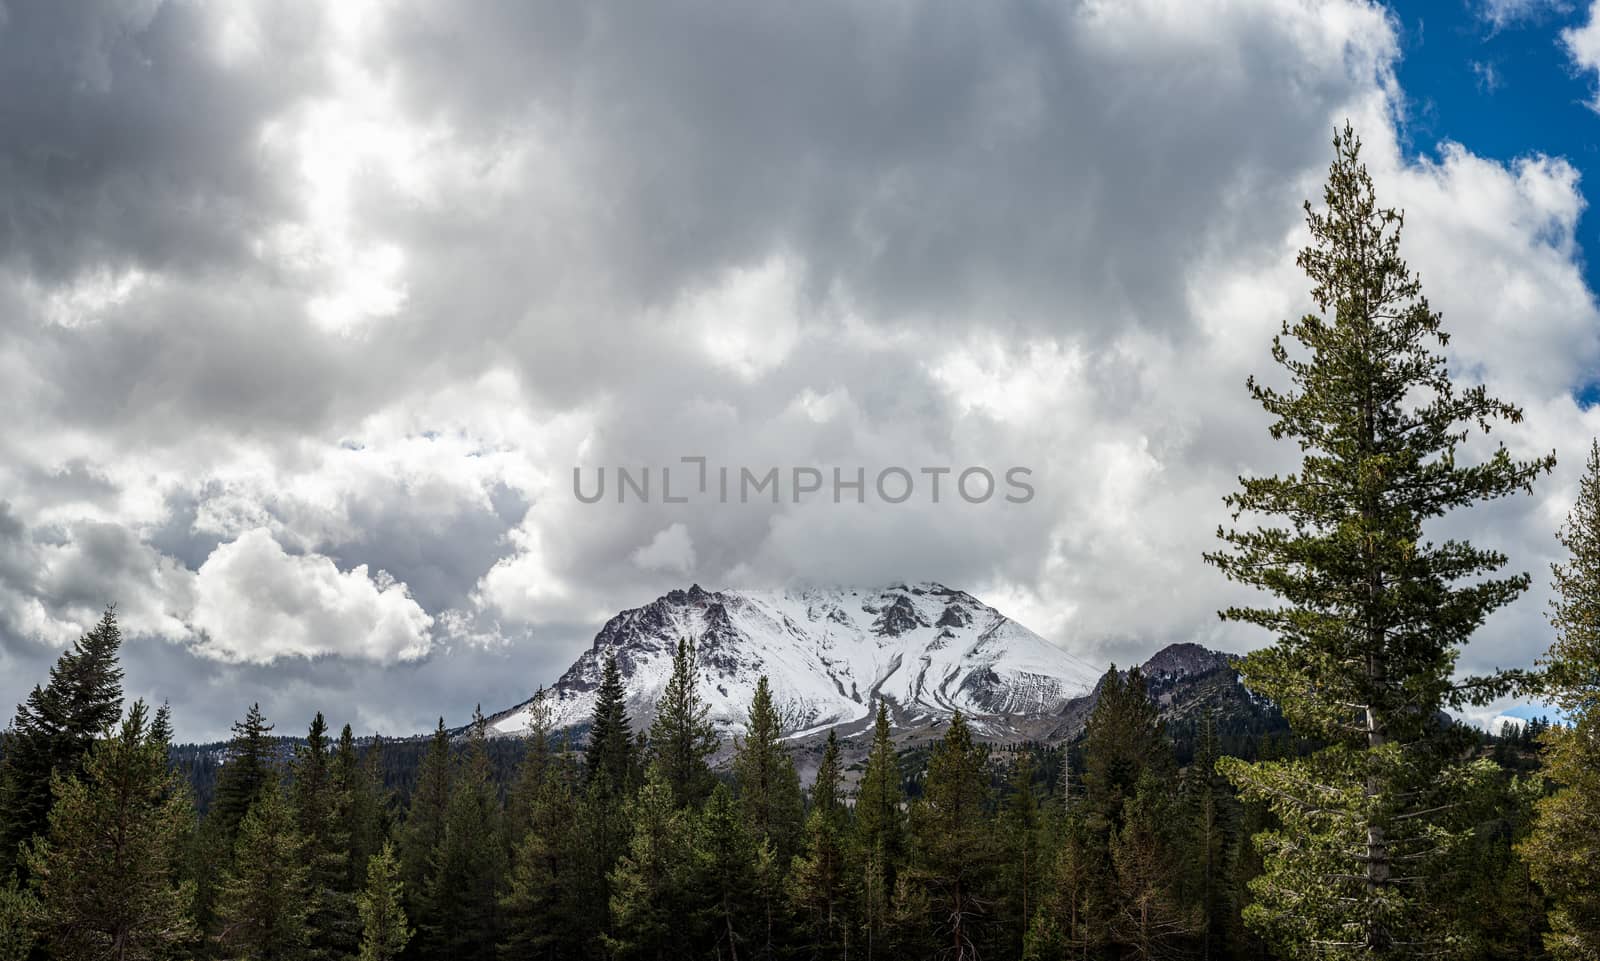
[{"x1": 485, "y1": 583, "x2": 1105, "y2": 739}]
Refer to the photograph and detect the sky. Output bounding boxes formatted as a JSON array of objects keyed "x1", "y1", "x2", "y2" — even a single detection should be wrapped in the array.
[{"x1": 2, "y1": 0, "x2": 1598, "y2": 742}]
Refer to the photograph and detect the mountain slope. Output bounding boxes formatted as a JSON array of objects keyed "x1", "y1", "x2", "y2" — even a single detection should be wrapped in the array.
[{"x1": 485, "y1": 583, "x2": 1106, "y2": 738}]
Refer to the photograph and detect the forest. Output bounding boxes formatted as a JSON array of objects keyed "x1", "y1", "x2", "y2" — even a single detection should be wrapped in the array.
[{"x1": 4, "y1": 129, "x2": 1600, "y2": 961}]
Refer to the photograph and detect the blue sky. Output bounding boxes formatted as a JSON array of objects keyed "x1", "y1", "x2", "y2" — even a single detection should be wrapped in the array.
[{"x1": 1393, "y1": 0, "x2": 1600, "y2": 396}]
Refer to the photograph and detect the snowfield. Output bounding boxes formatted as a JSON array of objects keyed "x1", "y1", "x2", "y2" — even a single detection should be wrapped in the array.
[{"x1": 485, "y1": 583, "x2": 1105, "y2": 738}]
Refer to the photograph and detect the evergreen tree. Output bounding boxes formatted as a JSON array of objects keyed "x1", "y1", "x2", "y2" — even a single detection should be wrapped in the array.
[
  {"x1": 24, "y1": 700, "x2": 197, "y2": 961},
  {"x1": 422, "y1": 708, "x2": 505, "y2": 961},
  {"x1": 1024, "y1": 810, "x2": 1109, "y2": 961},
  {"x1": 499, "y1": 749, "x2": 585, "y2": 961},
  {"x1": 334, "y1": 725, "x2": 387, "y2": 894},
  {"x1": 1001, "y1": 752, "x2": 1045, "y2": 959},
  {"x1": 604, "y1": 766, "x2": 694, "y2": 961},
  {"x1": 585, "y1": 654, "x2": 636, "y2": 794},
  {"x1": 357, "y1": 842, "x2": 411, "y2": 961},
  {"x1": 1106, "y1": 775, "x2": 1198, "y2": 959},
  {"x1": 212, "y1": 703, "x2": 278, "y2": 846},
  {"x1": 214, "y1": 786, "x2": 312, "y2": 961},
  {"x1": 195, "y1": 702, "x2": 280, "y2": 939},
  {"x1": 694, "y1": 783, "x2": 764, "y2": 961},
  {"x1": 645, "y1": 639, "x2": 718, "y2": 809},
  {"x1": 1182, "y1": 710, "x2": 1239, "y2": 961},
  {"x1": 506, "y1": 688, "x2": 553, "y2": 844},
  {"x1": 1521, "y1": 439, "x2": 1600, "y2": 959},
  {"x1": 0, "y1": 872, "x2": 37, "y2": 961},
  {"x1": 789, "y1": 732, "x2": 850, "y2": 959},
  {"x1": 907, "y1": 712, "x2": 994, "y2": 961},
  {"x1": 0, "y1": 606, "x2": 124, "y2": 877},
  {"x1": 291, "y1": 713, "x2": 356, "y2": 961},
  {"x1": 1081, "y1": 667, "x2": 1170, "y2": 827},
  {"x1": 1207, "y1": 123, "x2": 1553, "y2": 958},
  {"x1": 397, "y1": 718, "x2": 450, "y2": 943},
  {"x1": 734, "y1": 676, "x2": 805, "y2": 866},
  {"x1": 853, "y1": 703, "x2": 903, "y2": 961}
]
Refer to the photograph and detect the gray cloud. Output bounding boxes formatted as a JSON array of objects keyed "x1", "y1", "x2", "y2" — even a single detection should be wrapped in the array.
[{"x1": 0, "y1": 0, "x2": 1592, "y2": 740}]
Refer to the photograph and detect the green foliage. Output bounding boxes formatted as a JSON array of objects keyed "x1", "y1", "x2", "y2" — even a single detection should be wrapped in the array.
[
  {"x1": 24, "y1": 700, "x2": 196, "y2": 961},
  {"x1": 603, "y1": 766, "x2": 695, "y2": 961},
  {"x1": 1082, "y1": 667, "x2": 1171, "y2": 827},
  {"x1": 852, "y1": 703, "x2": 904, "y2": 961},
  {"x1": 789, "y1": 737, "x2": 851, "y2": 959},
  {"x1": 212, "y1": 703, "x2": 279, "y2": 847},
  {"x1": 733, "y1": 675, "x2": 805, "y2": 866},
  {"x1": 214, "y1": 785, "x2": 312, "y2": 961},
  {"x1": 0, "y1": 607, "x2": 124, "y2": 879},
  {"x1": 422, "y1": 709, "x2": 506, "y2": 961},
  {"x1": 1206, "y1": 124, "x2": 1552, "y2": 959},
  {"x1": 645, "y1": 639, "x2": 719, "y2": 809},
  {"x1": 907, "y1": 712, "x2": 994, "y2": 960},
  {"x1": 0, "y1": 872, "x2": 38, "y2": 961},
  {"x1": 585, "y1": 654, "x2": 636, "y2": 795},
  {"x1": 1523, "y1": 440, "x2": 1600, "y2": 959},
  {"x1": 291, "y1": 712, "x2": 357, "y2": 961},
  {"x1": 398, "y1": 718, "x2": 451, "y2": 942},
  {"x1": 357, "y1": 842, "x2": 411, "y2": 961}
]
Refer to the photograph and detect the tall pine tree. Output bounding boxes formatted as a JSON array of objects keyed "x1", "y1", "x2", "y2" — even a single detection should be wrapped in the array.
[
  {"x1": 645, "y1": 638, "x2": 718, "y2": 809},
  {"x1": 25, "y1": 700, "x2": 197, "y2": 961},
  {"x1": 733, "y1": 676, "x2": 805, "y2": 866},
  {"x1": 585, "y1": 654, "x2": 636, "y2": 794},
  {"x1": 853, "y1": 703, "x2": 904, "y2": 961},
  {"x1": 1520, "y1": 439, "x2": 1600, "y2": 959},
  {"x1": 291, "y1": 713, "x2": 356, "y2": 961},
  {"x1": 0, "y1": 606, "x2": 124, "y2": 877},
  {"x1": 1207, "y1": 123, "x2": 1553, "y2": 959},
  {"x1": 357, "y1": 842, "x2": 411, "y2": 961},
  {"x1": 214, "y1": 785, "x2": 312, "y2": 961}
]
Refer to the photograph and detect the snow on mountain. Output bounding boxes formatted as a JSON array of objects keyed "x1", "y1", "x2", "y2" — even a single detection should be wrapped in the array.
[{"x1": 485, "y1": 583, "x2": 1105, "y2": 738}]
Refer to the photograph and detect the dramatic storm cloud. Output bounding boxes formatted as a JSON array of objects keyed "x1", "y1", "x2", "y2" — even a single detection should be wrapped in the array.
[{"x1": 1, "y1": 0, "x2": 1596, "y2": 739}]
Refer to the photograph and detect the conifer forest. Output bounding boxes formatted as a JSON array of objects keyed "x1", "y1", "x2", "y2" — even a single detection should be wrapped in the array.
[{"x1": 5, "y1": 127, "x2": 1600, "y2": 961}]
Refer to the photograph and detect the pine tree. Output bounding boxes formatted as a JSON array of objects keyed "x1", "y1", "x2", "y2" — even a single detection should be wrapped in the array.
[
  {"x1": 357, "y1": 842, "x2": 411, "y2": 961},
  {"x1": 734, "y1": 676, "x2": 805, "y2": 867},
  {"x1": 604, "y1": 766, "x2": 694, "y2": 961},
  {"x1": 423, "y1": 708, "x2": 505, "y2": 961},
  {"x1": 212, "y1": 703, "x2": 278, "y2": 846},
  {"x1": 0, "y1": 606, "x2": 124, "y2": 877},
  {"x1": 645, "y1": 639, "x2": 718, "y2": 809},
  {"x1": 1001, "y1": 752, "x2": 1046, "y2": 959},
  {"x1": 789, "y1": 732, "x2": 850, "y2": 959},
  {"x1": 1081, "y1": 667, "x2": 1170, "y2": 827},
  {"x1": 334, "y1": 725, "x2": 387, "y2": 894},
  {"x1": 1182, "y1": 710, "x2": 1239, "y2": 961},
  {"x1": 585, "y1": 654, "x2": 636, "y2": 794},
  {"x1": 1106, "y1": 774, "x2": 1199, "y2": 960},
  {"x1": 291, "y1": 713, "x2": 356, "y2": 961},
  {"x1": 1207, "y1": 123, "x2": 1553, "y2": 959},
  {"x1": 853, "y1": 703, "x2": 903, "y2": 961},
  {"x1": 24, "y1": 700, "x2": 197, "y2": 961},
  {"x1": 1024, "y1": 809, "x2": 1109, "y2": 961},
  {"x1": 0, "y1": 872, "x2": 37, "y2": 961},
  {"x1": 500, "y1": 748, "x2": 585, "y2": 961},
  {"x1": 214, "y1": 785, "x2": 312, "y2": 961},
  {"x1": 695, "y1": 782, "x2": 764, "y2": 961},
  {"x1": 1521, "y1": 439, "x2": 1600, "y2": 959},
  {"x1": 507, "y1": 688, "x2": 553, "y2": 844},
  {"x1": 397, "y1": 718, "x2": 450, "y2": 942},
  {"x1": 907, "y1": 712, "x2": 994, "y2": 961}
]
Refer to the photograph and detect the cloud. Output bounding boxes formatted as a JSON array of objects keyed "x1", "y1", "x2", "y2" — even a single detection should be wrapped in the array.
[
  {"x1": 190, "y1": 528, "x2": 433, "y2": 664},
  {"x1": 1564, "y1": 1, "x2": 1600, "y2": 109},
  {"x1": 632, "y1": 523, "x2": 698, "y2": 575},
  {"x1": 0, "y1": 0, "x2": 1594, "y2": 738}
]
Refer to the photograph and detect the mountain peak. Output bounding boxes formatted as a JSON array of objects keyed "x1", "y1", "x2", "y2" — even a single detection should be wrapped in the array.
[{"x1": 486, "y1": 583, "x2": 1104, "y2": 739}]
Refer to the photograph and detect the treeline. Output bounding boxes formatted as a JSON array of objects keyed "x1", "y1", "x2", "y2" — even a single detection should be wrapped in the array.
[{"x1": 0, "y1": 613, "x2": 1562, "y2": 961}]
